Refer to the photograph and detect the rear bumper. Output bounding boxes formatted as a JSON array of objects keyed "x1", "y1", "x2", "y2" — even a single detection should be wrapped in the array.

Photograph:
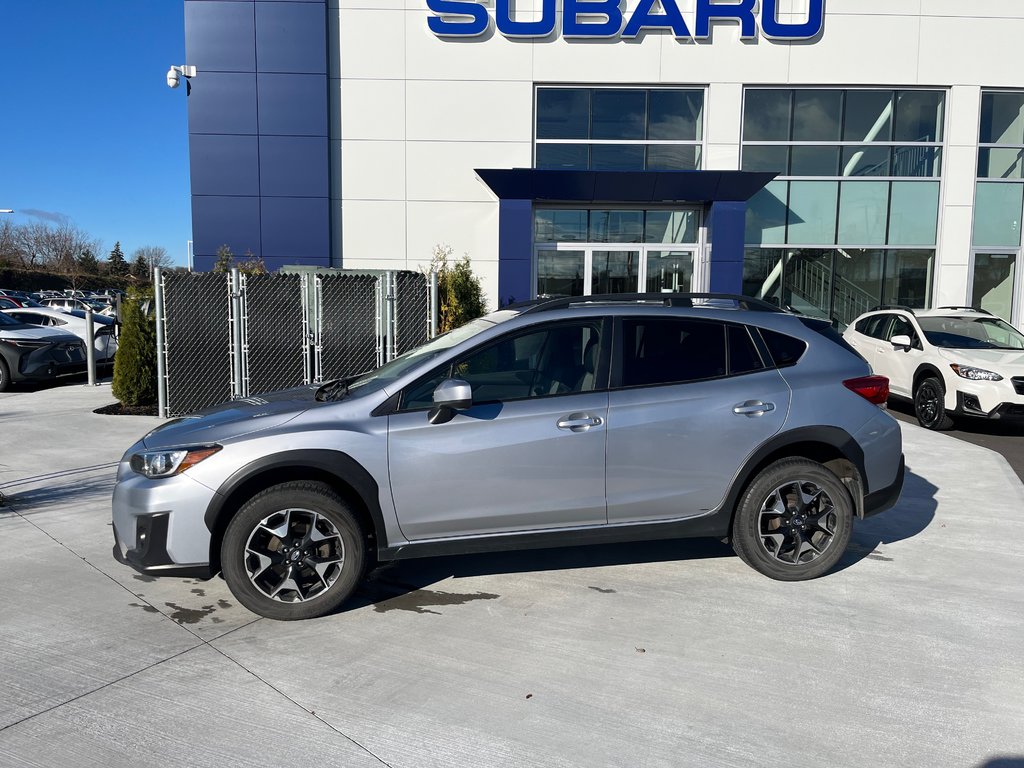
[{"x1": 863, "y1": 454, "x2": 905, "y2": 518}]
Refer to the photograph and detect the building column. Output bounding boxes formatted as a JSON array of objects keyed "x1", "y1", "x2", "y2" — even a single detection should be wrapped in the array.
[
  {"x1": 707, "y1": 200, "x2": 747, "y2": 294},
  {"x1": 496, "y1": 199, "x2": 533, "y2": 305}
]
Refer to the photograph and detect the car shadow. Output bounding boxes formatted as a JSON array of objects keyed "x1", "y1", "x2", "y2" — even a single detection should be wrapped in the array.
[
  {"x1": 341, "y1": 466, "x2": 938, "y2": 615},
  {"x1": 889, "y1": 398, "x2": 1023, "y2": 437}
]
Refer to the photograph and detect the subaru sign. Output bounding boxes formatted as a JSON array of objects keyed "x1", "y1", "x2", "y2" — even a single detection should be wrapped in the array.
[{"x1": 427, "y1": 0, "x2": 826, "y2": 41}]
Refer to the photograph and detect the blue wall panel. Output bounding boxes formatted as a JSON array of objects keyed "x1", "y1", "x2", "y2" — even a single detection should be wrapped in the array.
[
  {"x1": 191, "y1": 195, "x2": 262, "y2": 260},
  {"x1": 259, "y1": 136, "x2": 328, "y2": 197},
  {"x1": 261, "y1": 197, "x2": 329, "y2": 260},
  {"x1": 184, "y1": 2, "x2": 256, "y2": 72},
  {"x1": 187, "y1": 72, "x2": 258, "y2": 135},
  {"x1": 189, "y1": 135, "x2": 260, "y2": 196},
  {"x1": 257, "y1": 73, "x2": 328, "y2": 136},
  {"x1": 255, "y1": 2, "x2": 327, "y2": 73}
]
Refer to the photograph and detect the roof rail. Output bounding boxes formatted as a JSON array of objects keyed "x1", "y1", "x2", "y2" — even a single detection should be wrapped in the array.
[
  {"x1": 937, "y1": 305, "x2": 992, "y2": 315},
  {"x1": 518, "y1": 293, "x2": 787, "y2": 315},
  {"x1": 868, "y1": 305, "x2": 917, "y2": 315}
]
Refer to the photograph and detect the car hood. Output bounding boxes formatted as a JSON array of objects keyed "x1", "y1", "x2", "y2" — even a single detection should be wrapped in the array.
[
  {"x1": 0, "y1": 325, "x2": 79, "y2": 343},
  {"x1": 936, "y1": 347, "x2": 1024, "y2": 373},
  {"x1": 142, "y1": 385, "x2": 321, "y2": 449}
]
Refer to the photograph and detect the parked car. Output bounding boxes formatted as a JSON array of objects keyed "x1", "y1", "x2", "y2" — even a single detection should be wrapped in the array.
[
  {"x1": 112, "y1": 293, "x2": 905, "y2": 620},
  {"x1": 844, "y1": 305, "x2": 1024, "y2": 430},
  {"x1": 39, "y1": 296, "x2": 116, "y2": 317},
  {"x1": 0, "y1": 311, "x2": 88, "y2": 391},
  {"x1": 2, "y1": 307, "x2": 118, "y2": 365},
  {"x1": 0, "y1": 295, "x2": 44, "y2": 309}
]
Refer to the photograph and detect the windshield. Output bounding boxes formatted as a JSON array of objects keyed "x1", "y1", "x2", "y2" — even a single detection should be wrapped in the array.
[
  {"x1": 0, "y1": 311, "x2": 22, "y2": 327},
  {"x1": 319, "y1": 314, "x2": 512, "y2": 400},
  {"x1": 917, "y1": 316, "x2": 1024, "y2": 350}
]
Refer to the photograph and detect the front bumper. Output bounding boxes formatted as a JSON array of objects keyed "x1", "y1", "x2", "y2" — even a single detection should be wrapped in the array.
[
  {"x1": 112, "y1": 515, "x2": 212, "y2": 579},
  {"x1": 954, "y1": 391, "x2": 1024, "y2": 420}
]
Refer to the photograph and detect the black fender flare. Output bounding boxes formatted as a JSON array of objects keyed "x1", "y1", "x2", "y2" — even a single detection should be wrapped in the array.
[
  {"x1": 912, "y1": 363, "x2": 947, "y2": 395},
  {"x1": 203, "y1": 449, "x2": 389, "y2": 563}
]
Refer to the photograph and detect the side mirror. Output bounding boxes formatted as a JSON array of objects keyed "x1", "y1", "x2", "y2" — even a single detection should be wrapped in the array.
[
  {"x1": 890, "y1": 334, "x2": 912, "y2": 350},
  {"x1": 428, "y1": 378, "x2": 472, "y2": 424}
]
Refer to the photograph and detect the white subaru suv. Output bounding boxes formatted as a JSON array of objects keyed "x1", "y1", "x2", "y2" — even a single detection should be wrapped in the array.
[{"x1": 843, "y1": 306, "x2": 1024, "y2": 430}]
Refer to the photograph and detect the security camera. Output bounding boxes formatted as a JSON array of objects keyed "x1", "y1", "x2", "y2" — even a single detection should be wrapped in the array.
[{"x1": 166, "y1": 66, "x2": 181, "y2": 89}]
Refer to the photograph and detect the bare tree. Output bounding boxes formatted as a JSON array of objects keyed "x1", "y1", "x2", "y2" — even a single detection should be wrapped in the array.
[{"x1": 131, "y1": 245, "x2": 172, "y2": 274}]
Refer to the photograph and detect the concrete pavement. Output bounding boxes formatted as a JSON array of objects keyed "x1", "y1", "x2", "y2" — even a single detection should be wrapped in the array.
[{"x1": 1, "y1": 382, "x2": 1022, "y2": 767}]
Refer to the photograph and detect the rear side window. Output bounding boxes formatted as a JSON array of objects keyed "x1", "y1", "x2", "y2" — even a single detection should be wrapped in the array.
[
  {"x1": 621, "y1": 318, "x2": 727, "y2": 387},
  {"x1": 798, "y1": 318, "x2": 864, "y2": 360},
  {"x1": 728, "y1": 324, "x2": 765, "y2": 375},
  {"x1": 760, "y1": 328, "x2": 808, "y2": 368}
]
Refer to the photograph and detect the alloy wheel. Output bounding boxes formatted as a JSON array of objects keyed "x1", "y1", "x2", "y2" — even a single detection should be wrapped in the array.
[
  {"x1": 756, "y1": 480, "x2": 838, "y2": 566},
  {"x1": 244, "y1": 508, "x2": 345, "y2": 603}
]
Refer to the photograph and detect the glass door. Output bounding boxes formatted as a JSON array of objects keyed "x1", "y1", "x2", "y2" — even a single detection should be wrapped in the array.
[
  {"x1": 645, "y1": 250, "x2": 695, "y2": 293},
  {"x1": 591, "y1": 249, "x2": 640, "y2": 294},
  {"x1": 971, "y1": 251, "x2": 1019, "y2": 323},
  {"x1": 536, "y1": 245, "x2": 698, "y2": 297}
]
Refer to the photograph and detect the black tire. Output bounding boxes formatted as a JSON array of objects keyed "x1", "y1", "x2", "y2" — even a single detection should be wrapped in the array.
[
  {"x1": 914, "y1": 376, "x2": 954, "y2": 431},
  {"x1": 731, "y1": 458, "x2": 854, "y2": 581},
  {"x1": 221, "y1": 481, "x2": 366, "y2": 621},
  {"x1": 0, "y1": 357, "x2": 9, "y2": 392}
]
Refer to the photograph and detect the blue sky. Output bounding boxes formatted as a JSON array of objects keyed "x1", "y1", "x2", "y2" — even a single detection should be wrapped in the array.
[{"x1": 1, "y1": 1, "x2": 191, "y2": 266}]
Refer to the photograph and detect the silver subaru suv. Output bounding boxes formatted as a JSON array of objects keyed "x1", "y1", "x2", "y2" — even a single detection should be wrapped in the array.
[{"x1": 113, "y1": 294, "x2": 905, "y2": 620}]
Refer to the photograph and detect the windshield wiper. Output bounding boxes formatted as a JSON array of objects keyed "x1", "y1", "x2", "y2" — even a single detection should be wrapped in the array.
[{"x1": 315, "y1": 377, "x2": 352, "y2": 402}]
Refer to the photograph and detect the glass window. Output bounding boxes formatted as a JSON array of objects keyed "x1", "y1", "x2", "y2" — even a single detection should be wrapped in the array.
[
  {"x1": 535, "y1": 210, "x2": 588, "y2": 243},
  {"x1": 537, "y1": 89, "x2": 591, "y2": 139},
  {"x1": 535, "y1": 144, "x2": 589, "y2": 170},
  {"x1": 841, "y1": 146, "x2": 891, "y2": 177},
  {"x1": 838, "y1": 181, "x2": 889, "y2": 246},
  {"x1": 745, "y1": 181, "x2": 788, "y2": 245},
  {"x1": 744, "y1": 89, "x2": 792, "y2": 141},
  {"x1": 592, "y1": 90, "x2": 646, "y2": 140},
  {"x1": 591, "y1": 145, "x2": 645, "y2": 171},
  {"x1": 592, "y1": 250, "x2": 640, "y2": 294},
  {"x1": 792, "y1": 90, "x2": 842, "y2": 142},
  {"x1": 620, "y1": 318, "x2": 727, "y2": 387},
  {"x1": 973, "y1": 183, "x2": 1024, "y2": 248},
  {"x1": 978, "y1": 147, "x2": 1024, "y2": 180},
  {"x1": 833, "y1": 249, "x2": 884, "y2": 327},
  {"x1": 892, "y1": 146, "x2": 941, "y2": 177},
  {"x1": 788, "y1": 181, "x2": 838, "y2": 245},
  {"x1": 894, "y1": 90, "x2": 944, "y2": 143},
  {"x1": 790, "y1": 146, "x2": 840, "y2": 176},
  {"x1": 649, "y1": 90, "x2": 703, "y2": 140},
  {"x1": 888, "y1": 182, "x2": 939, "y2": 246},
  {"x1": 843, "y1": 91, "x2": 893, "y2": 142},
  {"x1": 883, "y1": 250, "x2": 934, "y2": 309},
  {"x1": 980, "y1": 92, "x2": 1024, "y2": 145},
  {"x1": 760, "y1": 328, "x2": 807, "y2": 368},
  {"x1": 743, "y1": 145, "x2": 789, "y2": 174},
  {"x1": 537, "y1": 250, "x2": 585, "y2": 298},
  {"x1": 742, "y1": 248, "x2": 788, "y2": 306},
  {"x1": 589, "y1": 210, "x2": 644, "y2": 243},
  {"x1": 728, "y1": 325, "x2": 764, "y2": 375},
  {"x1": 646, "y1": 251, "x2": 694, "y2": 293},
  {"x1": 783, "y1": 250, "x2": 834, "y2": 321},
  {"x1": 972, "y1": 253, "x2": 1017, "y2": 321},
  {"x1": 646, "y1": 145, "x2": 700, "y2": 171},
  {"x1": 645, "y1": 210, "x2": 698, "y2": 244}
]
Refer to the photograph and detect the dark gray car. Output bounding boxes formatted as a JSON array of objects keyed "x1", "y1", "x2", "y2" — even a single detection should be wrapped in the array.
[{"x1": 112, "y1": 294, "x2": 904, "y2": 620}]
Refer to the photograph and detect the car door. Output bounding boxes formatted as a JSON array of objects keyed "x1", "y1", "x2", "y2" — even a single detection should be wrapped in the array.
[
  {"x1": 882, "y1": 313, "x2": 924, "y2": 398},
  {"x1": 605, "y1": 317, "x2": 791, "y2": 523},
  {"x1": 387, "y1": 318, "x2": 610, "y2": 541},
  {"x1": 850, "y1": 314, "x2": 894, "y2": 377}
]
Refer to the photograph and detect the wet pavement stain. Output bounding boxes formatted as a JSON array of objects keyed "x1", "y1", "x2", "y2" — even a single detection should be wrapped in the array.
[
  {"x1": 217, "y1": 599, "x2": 231, "y2": 609},
  {"x1": 373, "y1": 588, "x2": 500, "y2": 615},
  {"x1": 132, "y1": 575, "x2": 156, "y2": 583},
  {"x1": 588, "y1": 586, "x2": 616, "y2": 594},
  {"x1": 191, "y1": 588, "x2": 206, "y2": 597},
  {"x1": 164, "y1": 602, "x2": 217, "y2": 624},
  {"x1": 128, "y1": 602, "x2": 160, "y2": 614}
]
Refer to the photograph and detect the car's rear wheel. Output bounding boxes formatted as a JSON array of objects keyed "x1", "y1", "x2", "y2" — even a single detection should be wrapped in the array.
[
  {"x1": 732, "y1": 458, "x2": 853, "y2": 581},
  {"x1": 914, "y1": 376, "x2": 954, "y2": 430},
  {"x1": 0, "y1": 358, "x2": 10, "y2": 392},
  {"x1": 221, "y1": 481, "x2": 365, "y2": 620}
]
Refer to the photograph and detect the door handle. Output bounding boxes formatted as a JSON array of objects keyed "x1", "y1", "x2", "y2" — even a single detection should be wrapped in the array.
[
  {"x1": 557, "y1": 414, "x2": 604, "y2": 432},
  {"x1": 733, "y1": 401, "x2": 775, "y2": 417}
]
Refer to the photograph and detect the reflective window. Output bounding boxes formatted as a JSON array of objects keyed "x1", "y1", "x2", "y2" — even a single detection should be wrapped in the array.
[
  {"x1": 535, "y1": 210, "x2": 587, "y2": 243},
  {"x1": 888, "y1": 182, "x2": 940, "y2": 246},
  {"x1": 743, "y1": 90, "x2": 792, "y2": 142},
  {"x1": 843, "y1": 91, "x2": 893, "y2": 142},
  {"x1": 788, "y1": 181, "x2": 838, "y2": 245},
  {"x1": 981, "y1": 92, "x2": 1024, "y2": 145},
  {"x1": 973, "y1": 183, "x2": 1024, "y2": 248},
  {"x1": 894, "y1": 91, "x2": 944, "y2": 143},
  {"x1": 537, "y1": 250, "x2": 585, "y2": 298},
  {"x1": 793, "y1": 90, "x2": 842, "y2": 142},
  {"x1": 535, "y1": 86, "x2": 704, "y2": 171},
  {"x1": 744, "y1": 182, "x2": 788, "y2": 245},
  {"x1": 536, "y1": 210, "x2": 699, "y2": 245},
  {"x1": 838, "y1": 182, "x2": 889, "y2": 246},
  {"x1": 972, "y1": 253, "x2": 1017, "y2": 321},
  {"x1": 883, "y1": 250, "x2": 934, "y2": 309}
]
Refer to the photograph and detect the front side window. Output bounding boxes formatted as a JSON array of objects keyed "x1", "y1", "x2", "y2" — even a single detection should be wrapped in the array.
[{"x1": 402, "y1": 321, "x2": 604, "y2": 410}]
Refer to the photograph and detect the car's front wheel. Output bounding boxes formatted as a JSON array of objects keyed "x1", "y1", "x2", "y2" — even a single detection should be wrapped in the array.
[
  {"x1": 221, "y1": 481, "x2": 365, "y2": 620},
  {"x1": 732, "y1": 458, "x2": 853, "y2": 581},
  {"x1": 0, "y1": 358, "x2": 10, "y2": 392},
  {"x1": 914, "y1": 376, "x2": 954, "y2": 430}
]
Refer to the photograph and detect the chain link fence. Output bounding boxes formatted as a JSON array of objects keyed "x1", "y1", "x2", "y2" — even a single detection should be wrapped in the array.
[{"x1": 157, "y1": 269, "x2": 436, "y2": 417}]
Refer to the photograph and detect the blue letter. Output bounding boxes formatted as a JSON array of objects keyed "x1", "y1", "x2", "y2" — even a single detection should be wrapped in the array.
[
  {"x1": 695, "y1": 0, "x2": 757, "y2": 40},
  {"x1": 760, "y1": 0, "x2": 825, "y2": 40},
  {"x1": 623, "y1": 0, "x2": 691, "y2": 39},
  {"x1": 427, "y1": 0, "x2": 490, "y2": 37},
  {"x1": 563, "y1": 0, "x2": 623, "y2": 38},
  {"x1": 496, "y1": 0, "x2": 556, "y2": 38}
]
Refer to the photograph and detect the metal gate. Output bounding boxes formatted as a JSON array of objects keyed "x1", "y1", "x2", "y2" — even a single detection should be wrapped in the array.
[{"x1": 157, "y1": 268, "x2": 436, "y2": 417}]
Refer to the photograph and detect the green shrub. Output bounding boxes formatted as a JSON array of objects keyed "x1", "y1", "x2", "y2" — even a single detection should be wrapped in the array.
[
  {"x1": 112, "y1": 287, "x2": 158, "y2": 407},
  {"x1": 430, "y1": 244, "x2": 486, "y2": 334}
]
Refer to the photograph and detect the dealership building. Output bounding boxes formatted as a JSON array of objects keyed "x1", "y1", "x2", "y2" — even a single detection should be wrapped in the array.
[{"x1": 182, "y1": 0, "x2": 1024, "y2": 327}]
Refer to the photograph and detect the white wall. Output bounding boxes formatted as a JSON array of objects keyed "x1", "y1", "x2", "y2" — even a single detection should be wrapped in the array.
[{"x1": 330, "y1": 1, "x2": 1024, "y2": 306}]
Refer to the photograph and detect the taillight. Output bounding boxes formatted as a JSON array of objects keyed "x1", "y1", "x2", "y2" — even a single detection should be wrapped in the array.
[{"x1": 843, "y1": 375, "x2": 889, "y2": 405}]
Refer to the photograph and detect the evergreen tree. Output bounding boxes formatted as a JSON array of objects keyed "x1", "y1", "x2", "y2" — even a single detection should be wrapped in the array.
[
  {"x1": 429, "y1": 244, "x2": 487, "y2": 334},
  {"x1": 107, "y1": 241, "x2": 129, "y2": 276},
  {"x1": 213, "y1": 244, "x2": 234, "y2": 273},
  {"x1": 111, "y1": 287, "x2": 157, "y2": 406},
  {"x1": 78, "y1": 247, "x2": 100, "y2": 275},
  {"x1": 130, "y1": 252, "x2": 149, "y2": 280}
]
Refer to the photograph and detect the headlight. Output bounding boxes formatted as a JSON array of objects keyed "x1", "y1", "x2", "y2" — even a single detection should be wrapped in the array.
[
  {"x1": 950, "y1": 364, "x2": 1003, "y2": 382},
  {"x1": 129, "y1": 445, "x2": 222, "y2": 478}
]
